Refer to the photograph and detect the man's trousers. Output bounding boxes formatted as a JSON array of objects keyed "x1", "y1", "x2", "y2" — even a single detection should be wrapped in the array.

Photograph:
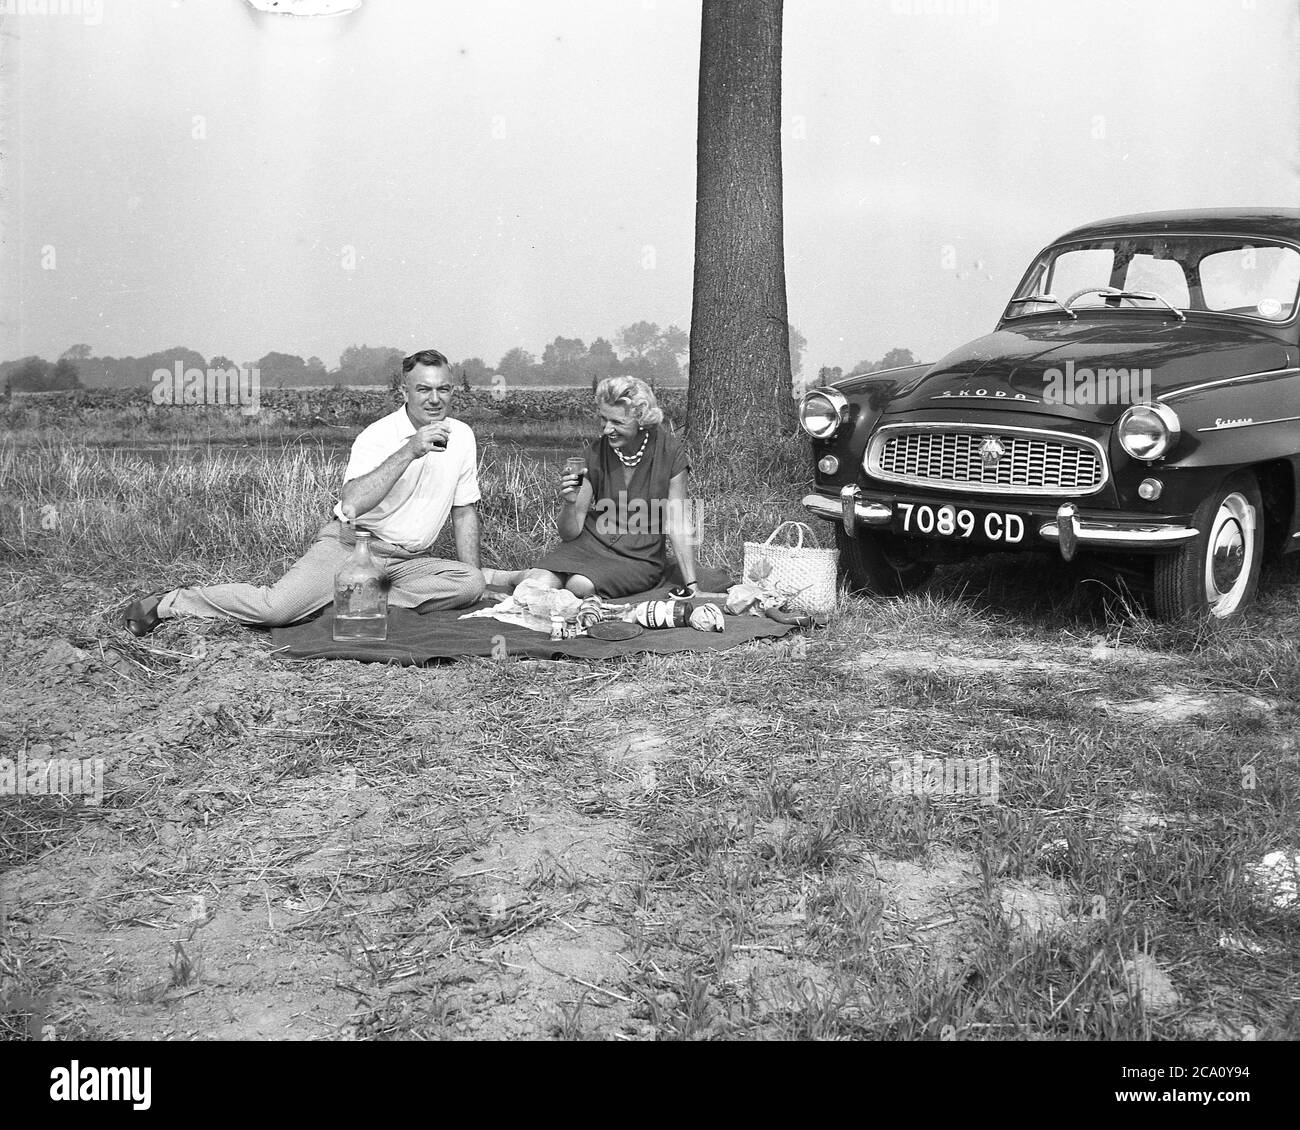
[{"x1": 159, "y1": 521, "x2": 484, "y2": 627}]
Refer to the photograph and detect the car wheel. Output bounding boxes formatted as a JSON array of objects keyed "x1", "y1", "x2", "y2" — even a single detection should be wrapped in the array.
[
  {"x1": 835, "y1": 527, "x2": 935, "y2": 596},
  {"x1": 1152, "y1": 472, "x2": 1263, "y2": 624}
]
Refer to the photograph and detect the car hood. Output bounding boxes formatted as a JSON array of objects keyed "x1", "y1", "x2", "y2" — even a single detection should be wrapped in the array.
[{"x1": 846, "y1": 321, "x2": 1293, "y2": 425}]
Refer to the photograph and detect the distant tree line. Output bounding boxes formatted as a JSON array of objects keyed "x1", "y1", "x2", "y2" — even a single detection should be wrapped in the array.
[
  {"x1": 2, "y1": 324, "x2": 901, "y2": 397},
  {"x1": 1, "y1": 354, "x2": 85, "y2": 393},
  {"x1": 486, "y1": 322, "x2": 693, "y2": 392},
  {"x1": 0, "y1": 344, "x2": 389, "y2": 395},
  {"x1": 814, "y1": 347, "x2": 917, "y2": 388}
]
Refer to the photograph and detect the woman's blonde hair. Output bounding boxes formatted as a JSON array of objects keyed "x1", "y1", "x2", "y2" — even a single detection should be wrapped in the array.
[{"x1": 594, "y1": 375, "x2": 663, "y2": 427}]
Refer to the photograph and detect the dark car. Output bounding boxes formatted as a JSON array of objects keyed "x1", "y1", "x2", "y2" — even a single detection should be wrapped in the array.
[{"x1": 799, "y1": 208, "x2": 1300, "y2": 623}]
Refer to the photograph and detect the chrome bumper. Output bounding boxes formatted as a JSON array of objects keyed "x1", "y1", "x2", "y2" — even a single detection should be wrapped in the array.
[
  {"x1": 801, "y1": 489, "x2": 1199, "y2": 561},
  {"x1": 1039, "y1": 503, "x2": 1198, "y2": 560},
  {"x1": 802, "y1": 487, "x2": 894, "y2": 535}
]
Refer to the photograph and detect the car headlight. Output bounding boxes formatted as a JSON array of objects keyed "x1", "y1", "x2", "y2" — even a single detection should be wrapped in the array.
[
  {"x1": 799, "y1": 389, "x2": 848, "y2": 440},
  {"x1": 1117, "y1": 402, "x2": 1181, "y2": 461}
]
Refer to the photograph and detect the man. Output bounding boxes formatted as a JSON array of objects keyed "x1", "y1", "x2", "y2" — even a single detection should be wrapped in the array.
[{"x1": 123, "y1": 349, "x2": 485, "y2": 635}]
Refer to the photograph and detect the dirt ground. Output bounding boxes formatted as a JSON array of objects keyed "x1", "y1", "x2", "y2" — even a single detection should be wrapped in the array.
[{"x1": 1, "y1": 575, "x2": 1294, "y2": 1040}]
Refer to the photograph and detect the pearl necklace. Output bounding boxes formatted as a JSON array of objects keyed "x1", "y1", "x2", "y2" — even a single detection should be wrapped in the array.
[{"x1": 612, "y1": 430, "x2": 650, "y2": 467}]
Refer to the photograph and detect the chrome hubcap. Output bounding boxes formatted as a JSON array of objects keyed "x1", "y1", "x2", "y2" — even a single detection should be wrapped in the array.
[{"x1": 1203, "y1": 492, "x2": 1254, "y2": 616}]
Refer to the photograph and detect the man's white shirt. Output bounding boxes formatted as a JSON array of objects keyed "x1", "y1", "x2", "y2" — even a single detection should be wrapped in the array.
[{"x1": 333, "y1": 408, "x2": 480, "y2": 552}]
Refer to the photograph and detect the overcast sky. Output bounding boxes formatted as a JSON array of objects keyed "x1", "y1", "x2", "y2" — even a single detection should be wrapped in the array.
[{"x1": 2, "y1": 0, "x2": 1297, "y2": 379}]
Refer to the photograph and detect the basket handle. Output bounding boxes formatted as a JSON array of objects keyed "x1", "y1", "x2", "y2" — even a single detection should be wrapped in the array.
[{"x1": 762, "y1": 521, "x2": 820, "y2": 549}]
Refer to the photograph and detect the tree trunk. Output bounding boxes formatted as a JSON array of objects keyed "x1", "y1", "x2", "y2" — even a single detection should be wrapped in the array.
[{"x1": 687, "y1": 0, "x2": 795, "y2": 453}]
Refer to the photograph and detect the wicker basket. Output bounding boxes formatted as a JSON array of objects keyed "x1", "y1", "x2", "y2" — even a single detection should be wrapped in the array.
[{"x1": 742, "y1": 521, "x2": 838, "y2": 616}]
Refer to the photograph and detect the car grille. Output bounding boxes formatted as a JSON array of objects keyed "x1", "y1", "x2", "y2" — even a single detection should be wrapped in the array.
[{"x1": 867, "y1": 426, "x2": 1107, "y2": 496}]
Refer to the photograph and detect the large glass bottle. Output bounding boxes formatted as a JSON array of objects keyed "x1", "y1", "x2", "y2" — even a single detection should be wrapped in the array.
[{"x1": 333, "y1": 530, "x2": 388, "y2": 641}]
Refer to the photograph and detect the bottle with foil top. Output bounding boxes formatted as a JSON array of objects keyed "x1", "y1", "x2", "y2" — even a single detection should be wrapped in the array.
[
  {"x1": 333, "y1": 529, "x2": 388, "y2": 641},
  {"x1": 622, "y1": 599, "x2": 689, "y2": 629}
]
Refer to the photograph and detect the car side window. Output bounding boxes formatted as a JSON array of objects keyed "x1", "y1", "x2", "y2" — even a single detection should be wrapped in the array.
[{"x1": 1199, "y1": 245, "x2": 1300, "y2": 319}]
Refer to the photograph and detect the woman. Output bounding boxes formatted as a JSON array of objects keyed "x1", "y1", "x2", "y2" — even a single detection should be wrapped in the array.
[{"x1": 499, "y1": 376, "x2": 700, "y2": 599}]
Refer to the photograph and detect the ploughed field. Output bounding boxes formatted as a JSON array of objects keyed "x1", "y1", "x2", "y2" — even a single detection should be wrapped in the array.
[{"x1": 1, "y1": 399, "x2": 1298, "y2": 1040}]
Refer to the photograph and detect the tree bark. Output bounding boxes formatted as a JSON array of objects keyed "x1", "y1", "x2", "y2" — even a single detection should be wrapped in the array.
[{"x1": 687, "y1": 0, "x2": 795, "y2": 452}]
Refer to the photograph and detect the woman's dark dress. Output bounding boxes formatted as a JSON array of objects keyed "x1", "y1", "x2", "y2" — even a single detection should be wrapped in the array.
[{"x1": 535, "y1": 425, "x2": 690, "y2": 598}]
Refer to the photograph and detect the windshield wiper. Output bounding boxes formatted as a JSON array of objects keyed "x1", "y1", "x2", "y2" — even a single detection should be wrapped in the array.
[
  {"x1": 1103, "y1": 289, "x2": 1187, "y2": 321},
  {"x1": 1064, "y1": 286, "x2": 1187, "y2": 321},
  {"x1": 1006, "y1": 294, "x2": 1077, "y2": 320}
]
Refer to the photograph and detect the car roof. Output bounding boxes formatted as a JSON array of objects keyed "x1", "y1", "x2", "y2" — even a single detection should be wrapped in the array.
[{"x1": 1052, "y1": 208, "x2": 1300, "y2": 244}]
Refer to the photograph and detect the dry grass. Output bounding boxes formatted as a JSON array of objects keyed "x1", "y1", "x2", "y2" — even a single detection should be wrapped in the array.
[{"x1": 1, "y1": 416, "x2": 1298, "y2": 1041}]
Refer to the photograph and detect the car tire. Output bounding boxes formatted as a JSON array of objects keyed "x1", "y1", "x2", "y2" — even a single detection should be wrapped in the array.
[
  {"x1": 1152, "y1": 471, "x2": 1263, "y2": 624},
  {"x1": 835, "y1": 527, "x2": 935, "y2": 596}
]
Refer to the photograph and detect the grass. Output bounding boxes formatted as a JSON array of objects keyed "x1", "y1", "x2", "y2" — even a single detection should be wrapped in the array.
[
  {"x1": 0, "y1": 426, "x2": 799, "y2": 581},
  {"x1": 0, "y1": 404, "x2": 1298, "y2": 1041}
]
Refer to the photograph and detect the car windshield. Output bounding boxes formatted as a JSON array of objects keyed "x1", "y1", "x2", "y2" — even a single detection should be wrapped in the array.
[{"x1": 1006, "y1": 235, "x2": 1300, "y2": 323}]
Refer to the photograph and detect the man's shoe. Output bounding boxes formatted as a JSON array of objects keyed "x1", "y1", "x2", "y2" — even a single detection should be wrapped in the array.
[{"x1": 124, "y1": 594, "x2": 165, "y2": 637}]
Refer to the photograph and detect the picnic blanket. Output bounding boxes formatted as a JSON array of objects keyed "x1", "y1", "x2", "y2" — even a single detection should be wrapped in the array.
[{"x1": 269, "y1": 566, "x2": 802, "y2": 665}]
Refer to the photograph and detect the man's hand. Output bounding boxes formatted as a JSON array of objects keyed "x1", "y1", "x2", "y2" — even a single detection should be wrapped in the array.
[
  {"x1": 342, "y1": 426, "x2": 447, "y2": 519},
  {"x1": 407, "y1": 424, "x2": 450, "y2": 457}
]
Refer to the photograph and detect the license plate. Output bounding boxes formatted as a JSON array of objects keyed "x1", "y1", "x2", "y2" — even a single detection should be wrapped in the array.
[{"x1": 892, "y1": 501, "x2": 1030, "y2": 545}]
